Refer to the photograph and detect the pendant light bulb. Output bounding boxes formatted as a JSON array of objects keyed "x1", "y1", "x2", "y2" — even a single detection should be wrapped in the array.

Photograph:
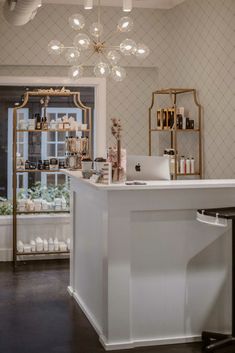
[
  {"x1": 123, "y1": 0, "x2": 132, "y2": 12},
  {"x1": 84, "y1": 0, "x2": 93, "y2": 10}
]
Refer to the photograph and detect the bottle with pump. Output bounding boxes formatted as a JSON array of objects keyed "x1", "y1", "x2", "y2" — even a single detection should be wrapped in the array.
[{"x1": 35, "y1": 113, "x2": 41, "y2": 130}]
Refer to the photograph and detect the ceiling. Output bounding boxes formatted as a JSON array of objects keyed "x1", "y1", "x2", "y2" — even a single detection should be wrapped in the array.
[{"x1": 42, "y1": 0, "x2": 186, "y2": 9}]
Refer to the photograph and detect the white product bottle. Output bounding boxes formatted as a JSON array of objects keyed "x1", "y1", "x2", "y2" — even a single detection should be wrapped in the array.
[
  {"x1": 186, "y1": 158, "x2": 191, "y2": 174},
  {"x1": 17, "y1": 240, "x2": 24, "y2": 253},
  {"x1": 180, "y1": 156, "x2": 185, "y2": 174},
  {"x1": 54, "y1": 237, "x2": 59, "y2": 251},
  {"x1": 169, "y1": 150, "x2": 175, "y2": 175},
  {"x1": 36, "y1": 237, "x2": 43, "y2": 252},
  {"x1": 48, "y1": 238, "x2": 54, "y2": 251},
  {"x1": 190, "y1": 157, "x2": 195, "y2": 174},
  {"x1": 182, "y1": 116, "x2": 186, "y2": 130},
  {"x1": 67, "y1": 238, "x2": 70, "y2": 251},
  {"x1": 30, "y1": 240, "x2": 36, "y2": 252},
  {"x1": 43, "y1": 239, "x2": 48, "y2": 252}
]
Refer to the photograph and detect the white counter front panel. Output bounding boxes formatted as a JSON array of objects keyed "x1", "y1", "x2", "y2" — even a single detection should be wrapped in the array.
[
  {"x1": 67, "y1": 175, "x2": 234, "y2": 350},
  {"x1": 130, "y1": 209, "x2": 231, "y2": 341}
]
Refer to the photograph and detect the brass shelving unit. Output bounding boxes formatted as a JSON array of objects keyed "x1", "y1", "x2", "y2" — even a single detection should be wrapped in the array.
[
  {"x1": 13, "y1": 89, "x2": 92, "y2": 266},
  {"x1": 148, "y1": 88, "x2": 202, "y2": 180}
]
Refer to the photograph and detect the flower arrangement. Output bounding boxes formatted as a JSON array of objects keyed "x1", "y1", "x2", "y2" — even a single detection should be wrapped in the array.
[{"x1": 108, "y1": 118, "x2": 126, "y2": 182}]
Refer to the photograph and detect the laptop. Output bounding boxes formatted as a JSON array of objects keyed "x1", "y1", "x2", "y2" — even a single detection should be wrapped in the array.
[{"x1": 126, "y1": 155, "x2": 171, "y2": 181}]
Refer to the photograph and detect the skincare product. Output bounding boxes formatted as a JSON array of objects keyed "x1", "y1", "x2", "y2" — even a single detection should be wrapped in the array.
[
  {"x1": 190, "y1": 158, "x2": 195, "y2": 174},
  {"x1": 17, "y1": 241, "x2": 24, "y2": 253},
  {"x1": 54, "y1": 238, "x2": 59, "y2": 251},
  {"x1": 180, "y1": 156, "x2": 185, "y2": 174},
  {"x1": 186, "y1": 158, "x2": 191, "y2": 174},
  {"x1": 48, "y1": 238, "x2": 54, "y2": 252},
  {"x1": 23, "y1": 244, "x2": 31, "y2": 253},
  {"x1": 30, "y1": 240, "x2": 36, "y2": 252},
  {"x1": 43, "y1": 239, "x2": 49, "y2": 252},
  {"x1": 36, "y1": 237, "x2": 43, "y2": 252}
]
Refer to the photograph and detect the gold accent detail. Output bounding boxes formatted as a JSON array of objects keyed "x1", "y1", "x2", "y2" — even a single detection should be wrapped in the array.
[
  {"x1": 148, "y1": 88, "x2": 203, "y2": 180},
  {"x1": 94, "y1": 41, "x2": 106, "y2": 53},
  {"x1": 12, "y1": 88, "x2": 92, "y2": 267}
]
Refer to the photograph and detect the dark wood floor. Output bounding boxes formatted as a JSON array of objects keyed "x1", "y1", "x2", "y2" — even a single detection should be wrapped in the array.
[{"x1": 0, "y1": 260, "x2": 233, "y2": 353}]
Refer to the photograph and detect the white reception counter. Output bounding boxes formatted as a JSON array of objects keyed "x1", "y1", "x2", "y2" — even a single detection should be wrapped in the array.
[{"x1": 66, "y1": 171, "x2": 235, "y2": 350}]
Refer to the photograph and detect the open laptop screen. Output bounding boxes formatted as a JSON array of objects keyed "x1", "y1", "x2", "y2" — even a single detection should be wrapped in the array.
[{"x1": 126, "y1": 155, "x2": 171, "y2": 181}]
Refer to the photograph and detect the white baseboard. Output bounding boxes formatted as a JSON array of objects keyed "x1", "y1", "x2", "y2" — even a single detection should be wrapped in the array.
[
  {"x1": 68, "y1": 286, "x2": 201, "y2": 351},
  {"x1": 100, "y1": 334, "x2": 201, "y2": 351},
  {"x1": 69, "y1": 287, "x2": 102, "y2": 338},
  {"x1": 67, "y1": 286, "x2": 74, "y2": 296}
]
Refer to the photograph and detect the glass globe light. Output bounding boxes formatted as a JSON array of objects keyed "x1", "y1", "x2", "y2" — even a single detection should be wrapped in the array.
[
  {"x1": 120, "y1": 39, "x2": 137, "y2": 56},
  {"x1": 65, "y1": 49, "x2": 80, "y2": 64},
  {"x1": 117, "y1": 17, "x2": 133, "y2": 33},
  {"x1": 135, "y1": 43, "x2": 150, "y2": 59},
  {"x1": 69, "y1": 14, "x2": 85, "y2": 30},
  {"x1": 94, "y1": 62, "x2": 110, "y2": 78},
  {"x1": 111, "y1": 66, "x2": 126, "y2": 82},
  {"x1": 68, "y1": 66, "x2": 84, "y2": 80},
  {"x1": 89, "y1": 22, "x2": 103, "y2": 38},
  {"x1": 73, "y1": 33, "x2": 91, "y2": 50},
  {"x1": 48, "y1": 40, "x2": 64, "y2": 55},
  {"x1": 107, "y1": 50, "x2": 121, "y2": 65}
]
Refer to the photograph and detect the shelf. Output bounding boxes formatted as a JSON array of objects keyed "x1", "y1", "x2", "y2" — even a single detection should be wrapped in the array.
[
  {"x1": 16, "y1": 210, "x2": 70, "y2": 215},
  {"x1": 17, "y1": 250, "x2": 70, "y2": 256},
  {"x1": 150, "y1": 129, "x2": 200, "y2": 132},
  {"x1": 176, "y1": 173, "x2": 200, "y2": 176},
  {"x1": 16, "y1": 129, "x2": 90, "y2": 132},
  {"x1": 154, "y1": 88, "x2": 195, "y2": 95},
  {"x1": 16, "y1": 169, "x2": 64, "y2": 173}
]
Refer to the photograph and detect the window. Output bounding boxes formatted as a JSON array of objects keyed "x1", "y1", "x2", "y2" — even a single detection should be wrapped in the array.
[
  {"x1": 7, "y1": 107, "x2": 83, "y2": 195},
  {"x1": 41, "y1": 107, "x2": 82, "y2": 186}
]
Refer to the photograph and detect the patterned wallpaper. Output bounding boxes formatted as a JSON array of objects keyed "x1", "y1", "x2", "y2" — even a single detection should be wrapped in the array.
[
  {"x1": 0, "y1": 0, "x2": 234, "y2": 178},
  {"x1": 160, "y1": 0, "x2": 235, "y2": 179}
]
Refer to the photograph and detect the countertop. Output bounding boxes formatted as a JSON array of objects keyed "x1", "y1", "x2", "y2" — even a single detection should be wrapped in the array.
[{"x1": 62, "y1": 170, "x2": 235, "y2": 191}]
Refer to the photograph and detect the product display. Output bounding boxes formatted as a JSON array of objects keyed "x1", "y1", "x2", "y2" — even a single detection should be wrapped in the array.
[
  {"x1": 17, "y1": 237, "x2": 70, "y2": 254},
  {"x1": 65, "y1": 136, "x2": 89, "y2": 170},
  {"x1": 18, "y1": 113, "x2": 89, "y2": 132},
  {"x1": 149, "y1": 88, "x2": 202, "y2": 179},
  {"x1": 13, "y1": 88, "x2": 92, "y2": 265},
  {"x1": 17, "y1": 196, "x2": 69, "y2": 213}
]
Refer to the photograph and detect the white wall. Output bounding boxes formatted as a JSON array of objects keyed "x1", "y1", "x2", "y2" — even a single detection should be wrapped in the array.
[
  {"x1": 0, "y1": 0, "x2": 234, "y2": 177},
  {"x1": 160, "y1": 0, "x2": 235, "y2": 178}
]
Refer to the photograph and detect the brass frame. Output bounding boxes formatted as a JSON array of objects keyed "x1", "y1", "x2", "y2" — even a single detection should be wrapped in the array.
[
  {"x1": 12, "y1": 89, "x2": 92, "y2": 266},
  {"x1": 148, "y1": 88, "x2": 202, "y2": 180}
]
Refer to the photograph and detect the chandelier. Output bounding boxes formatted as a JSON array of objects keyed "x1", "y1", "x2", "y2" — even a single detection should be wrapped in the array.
[{"x1": 47, "y1": 0, "x2": 150, "y2": 82}]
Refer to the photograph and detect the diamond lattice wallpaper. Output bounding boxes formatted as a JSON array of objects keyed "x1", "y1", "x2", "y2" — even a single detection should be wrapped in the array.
[{"x1": 0, "y1": 0, "x2": 234, "y2": 178}]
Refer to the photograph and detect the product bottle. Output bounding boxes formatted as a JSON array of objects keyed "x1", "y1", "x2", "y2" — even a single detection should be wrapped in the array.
[
  {"x1": 35, "y1": 114, "x2": 42, "y2": 130},
  {"x1": 186, "y1": 158, "x2": 191, "y2": 174},
  {"x1": 180, "y1": 156, "x2": 185, "y2": 174},
  {"x1": 43, "y1": 239, "x2": 49, "y2": 252},
  {"x1": 190, "y1": 157, "x2": 195, "y2": 174},
  {"x1": 169, "y1": 150, "x2": 175, "y2": 175},
  {"x1": 54, "y1": 237, "x2": 59, "y2": 251},
  {"x1": 42, "y1": 116, "x2": 48, "y2": 130}
]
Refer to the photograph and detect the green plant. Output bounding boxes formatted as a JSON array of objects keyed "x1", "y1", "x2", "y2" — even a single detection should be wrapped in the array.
[
  {"x1": 0, "y1": 198, "x2": 13, "y2": 215},
  {"x1": 17, "y1": 182, "x2": 70, "y2": 206}
]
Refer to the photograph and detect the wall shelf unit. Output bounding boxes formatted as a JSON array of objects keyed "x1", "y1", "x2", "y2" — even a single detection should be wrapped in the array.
[
  {"x1": 13, "y1": 88, "x2": 92, "y2": 266},
  {"x1": 148, "y1": 88, "x2": 203, "y2": 180}
]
